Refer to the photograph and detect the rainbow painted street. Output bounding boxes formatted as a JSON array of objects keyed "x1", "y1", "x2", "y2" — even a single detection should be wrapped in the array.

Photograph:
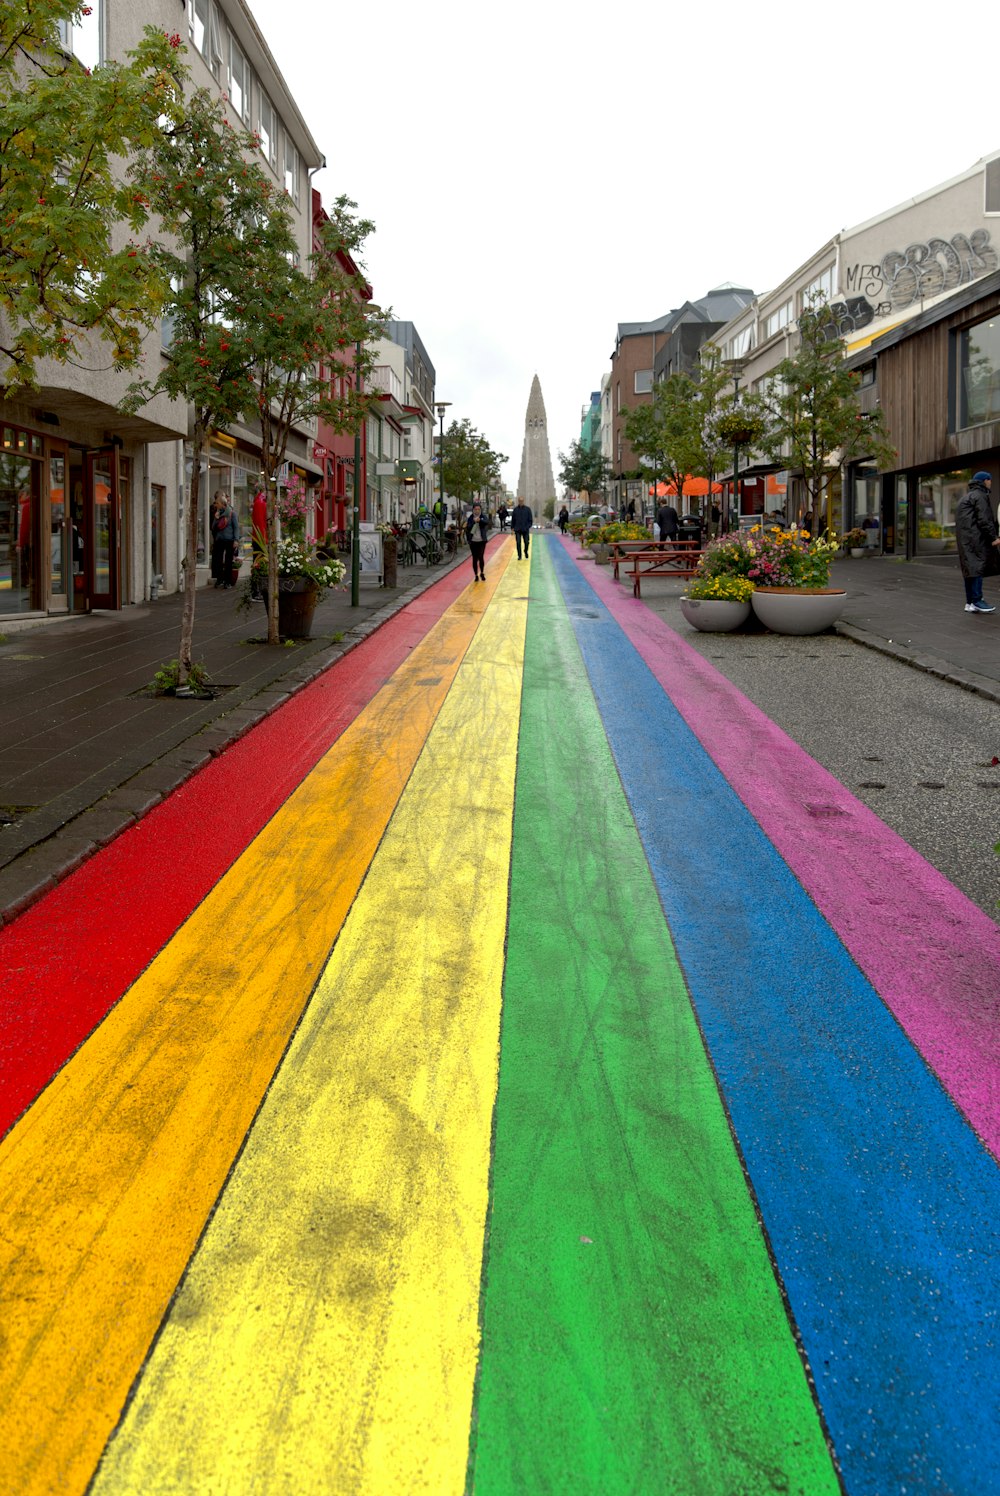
[{"x1": 2, "y1": 534, "x2": 1000, "y2": 1496}]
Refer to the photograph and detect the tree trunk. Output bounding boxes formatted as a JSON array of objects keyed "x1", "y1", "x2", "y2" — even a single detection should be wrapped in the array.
[{"x1": 177, "y1": 418, "x2": 207, "y2": 685}]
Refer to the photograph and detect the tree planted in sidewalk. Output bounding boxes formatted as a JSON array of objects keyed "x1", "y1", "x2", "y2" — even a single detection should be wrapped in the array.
[
  {"x1": 246, "y1": 195, "x2": 386, "y2": 645},
  {"x1": 622, "y1": 343, "x2": 736, "y2": 505},
  {"x1": 761, "y1": 301, "x2": 896, "y2": 531},
  {"x1": 558, "y1": 438, "x2": 611, "y2": 502},
  {"x1": 0, "y1": 0, "x2": 185, "y2": 396},
  {"x1": 439, "y1": 418, "x2": 507, "y2": 513},
  {"x1": 124, "y1": 88, "x2": 293, "y2": 684}
]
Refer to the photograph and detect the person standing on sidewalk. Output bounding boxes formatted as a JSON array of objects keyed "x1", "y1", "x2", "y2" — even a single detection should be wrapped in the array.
[
  {"x1": 955, "y1": 471, "x2": 1000, "y2": 614},
  {"x1": 211, "y1": 491, "x2": 240, "y2": 590},
  {"x1": 512, "y1": 496, "x2": 533, "y2": 559},
  {"x1": 466, "y1": 501, "x2": 489, "y2": 581}
]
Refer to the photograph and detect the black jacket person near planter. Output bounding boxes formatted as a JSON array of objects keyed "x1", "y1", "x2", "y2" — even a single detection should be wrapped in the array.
[{"x1": 955, "y1": 472, "x2": 1000, "y2": 614}]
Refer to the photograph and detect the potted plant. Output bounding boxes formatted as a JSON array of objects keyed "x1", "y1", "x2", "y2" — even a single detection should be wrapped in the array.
[
  {"x1": 844, "y1": 527, "x2": 867, "y2": 557},
  {"x1": 744, "y1": 523, "x2": 848, "y2": 634},
  {"x1": 679, "y1": 573, "x2": 755, "y2": 632},
  {"x1": 241, "y1": 537, "x2": 345, "y2": 639},
  {"x1": 377, "y1": 522, "x2": 398, "y2": 587}
]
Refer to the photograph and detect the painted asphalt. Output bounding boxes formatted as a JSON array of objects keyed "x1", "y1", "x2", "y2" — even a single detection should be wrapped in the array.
[{"x1": 2, "y1": 534, "x2": 999, "y2": 1495}]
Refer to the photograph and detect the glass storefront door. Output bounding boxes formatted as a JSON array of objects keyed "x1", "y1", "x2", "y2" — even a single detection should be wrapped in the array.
[
  {"x1": 0, "y1": 452, "x2": 40, "y2": 614},
  {"x1": 86, "y1": 449, "x2": 119, "y2": 609}
]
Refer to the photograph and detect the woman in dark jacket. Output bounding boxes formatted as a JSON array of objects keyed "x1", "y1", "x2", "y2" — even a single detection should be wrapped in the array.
[
  {"x1": 955, "y1": 472, "x2": 1000, "y2": 613},
  {"x1": 465, "y1": 501, "x2": 489, "y2": 581}
]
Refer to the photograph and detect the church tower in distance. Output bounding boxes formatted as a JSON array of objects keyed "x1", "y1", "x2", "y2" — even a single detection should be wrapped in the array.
[{"x1": 517, "y1": 375, "x2": 556, "y2": 515}]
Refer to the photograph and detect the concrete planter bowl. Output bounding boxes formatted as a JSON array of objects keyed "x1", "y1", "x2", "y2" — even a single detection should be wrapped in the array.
[
  {"x1": 751, "y1": 587, "x2": 847, "y2": 635},
  {"x1": 679, "y1": 596, "x2": 751, "y2": 632},
  {"x1": 590, "y1": 543, "x2": 611, "y2": 565}
]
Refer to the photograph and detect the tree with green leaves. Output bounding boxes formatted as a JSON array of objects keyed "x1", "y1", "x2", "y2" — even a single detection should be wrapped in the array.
[
  {"x1": 439, "y1": 418, "x2": 507, "y2": 514},
  {"x1": 762, "y1": 302, "x2": 896, "y2": 531},
  {"x1": 1, "y1": 0, "x2": 185, "y2": 396},
  {"x1": 125, "y1": 87, "x2": 293, "y2": 683},
  {"x1": 623, "y1": 344, "x2": 736, "y2": 505},
  {"x1": 245, "y1": 195, "x2": 387, "y2": 645},
  {"x1": 558, "y1": 438, "x2": 611, "y2": 501}
]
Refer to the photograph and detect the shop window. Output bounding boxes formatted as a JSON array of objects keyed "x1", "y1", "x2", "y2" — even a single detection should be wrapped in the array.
[
  {"x1": 0, "y1": 452, "x2": 41, "y2": 614},
  {"x1": 916, "y1": 468, "x2": 971, "y2": 552},
  {"x1": 957, "y1": 316, "x2": 1000, "y2": 427}
]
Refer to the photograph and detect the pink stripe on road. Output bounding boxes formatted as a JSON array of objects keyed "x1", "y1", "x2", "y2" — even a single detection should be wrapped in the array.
[{"x1": 571, "y1": 540, "x2": 1000, "y2": 1158}]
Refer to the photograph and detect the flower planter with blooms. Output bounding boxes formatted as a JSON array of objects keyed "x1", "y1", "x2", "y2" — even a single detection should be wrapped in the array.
[
  {"x1": 690, "y1": 525, "x2": 847, "y2": 635},
  {"x1": 240, "y1": 537, "x2": 345, "y2": 639},
  {"x1": 679, "y1": 573, "x2": 754, "y2": 633},
  {"x1": 844, "y1": 527, "x2": 866, "y2": 557}
]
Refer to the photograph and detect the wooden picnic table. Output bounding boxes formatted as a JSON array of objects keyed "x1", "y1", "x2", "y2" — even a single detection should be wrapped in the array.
[
  {"x1": 608, "y1": 538, "x2": 699, "y2": 581},
  {"x1": 624, "y1": 545, "x2": 705, "y2": 597}
]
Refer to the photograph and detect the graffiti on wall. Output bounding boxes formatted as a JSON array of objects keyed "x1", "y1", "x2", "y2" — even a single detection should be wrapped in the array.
[{"x1": 845, "y1": 229, "x2": 998, "y2": 315}]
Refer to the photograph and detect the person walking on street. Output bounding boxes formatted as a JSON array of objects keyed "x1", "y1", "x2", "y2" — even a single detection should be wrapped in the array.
[
  {"x1": 211, "y1": 490, "x2": 240, "y2": 589},
  {"x1": 512, "y1": 496, "x2": 533, "y2": 559},
  {"x1": 497, "y1": 502, "x2": 509, "y2": 532},
  {"x1": 558, "y1": 504, "x2": 569, "y2": 535},
  {"x1": 955, "y1": 471, "x2": 1000, "y2": 613},
  {"x1": 655, "y1": 498, "x2": 679, "y2": 544},
  {"x1": 466, "y1": 501, "x2": 489, "y2": 581}
]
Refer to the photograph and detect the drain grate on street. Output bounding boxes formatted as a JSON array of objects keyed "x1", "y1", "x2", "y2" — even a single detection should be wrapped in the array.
[{"x1": 805, "y1": 803, "x2": 850, "y2": 819}]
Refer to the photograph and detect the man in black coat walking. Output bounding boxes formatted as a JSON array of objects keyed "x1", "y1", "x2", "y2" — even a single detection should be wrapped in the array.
[
  {"x1": 955, "y1": 471, "x2": 1000, "y2": 613},
  {"x1": 511, "y1": 496, "x2": 533, "y2": 559}
]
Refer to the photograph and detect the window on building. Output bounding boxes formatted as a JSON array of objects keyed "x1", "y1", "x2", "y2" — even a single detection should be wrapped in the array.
[
  {"x1": 727, "y1": 327, "x2": 753, "y2": 360},
  {"x1": 188, "y1": 0, "x2": 208, "y2": 57},
  {"x1": 635, "y1": 369, "x2": 652, "y2": 394},
  {"x1": 229, "y1": 39, "x2": 249, "y2": 121},
  {"x1": 207, "y1": 6, "x2": 225, "y2": 77},
  {"x1": 765, "y1": 301, "x2": 793, "y2": 340},
  {"x1": 802, "y1": 266, "x2": 836, "y2": 308},
  {"x1": 258, "y1": 93, "x2": 277, "y2": 168},
  {"x1": 986, "y1": 157, "x2": 1000, "y2": 215},
  {"x1": 284, "y1": 137, "x2": 299, "y2": 203},
  {"x1": 957, "y1": 315, "x2": 1000, "y2": 427},
  {"x1": 60, "y1": 0, "x2": 102, "y2": 69}
]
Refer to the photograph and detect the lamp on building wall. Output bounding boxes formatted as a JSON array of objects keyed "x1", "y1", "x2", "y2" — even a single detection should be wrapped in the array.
[
  {"x1": 435, "y1": 401, "x2": 451, "y2": 532},
  {"x1": 351, "y1": 303, "x2": 381, "y2": 608}
]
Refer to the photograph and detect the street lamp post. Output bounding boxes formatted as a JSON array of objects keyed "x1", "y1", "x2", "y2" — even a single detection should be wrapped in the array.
[
  {"x1": 351, "y1": 303, "x2": 381, "y2": 608},
  {"x1": 724, "y1": 358, "x2": 746, "y2": 535},
  {"x1": 435, "y1": 401, "x2": 451, "y2": 537}
]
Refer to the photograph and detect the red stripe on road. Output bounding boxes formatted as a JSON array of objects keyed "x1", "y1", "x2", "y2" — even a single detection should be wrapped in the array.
[{"x1": 0, "y1": 556, "x2": 485, "y2": 1139}]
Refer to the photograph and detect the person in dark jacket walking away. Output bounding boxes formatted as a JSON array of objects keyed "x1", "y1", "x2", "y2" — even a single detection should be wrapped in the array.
[
  {"x1": 497, "y1": 502, "x2": 509, "y2": 532},
  {"x1": 655, "y1": 499, "x2": 678, "y2": 543},
  {"x1": 466, "y1": 501, "x2": 489, "y2": 581},
  {"x1": 512, "y1": 496, "x2": 533, "y2": 558},
  {"x1": 955, "y1": 471, "x2": 1000, "y2": 613},
  {"x1": 558, "y1": 505, "x2": 569, "y2": 534}
]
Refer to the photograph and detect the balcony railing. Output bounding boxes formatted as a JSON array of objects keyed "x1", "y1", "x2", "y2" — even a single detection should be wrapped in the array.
[{"x1": 368, "y1": 365, "x2": 403, "y2": 401}]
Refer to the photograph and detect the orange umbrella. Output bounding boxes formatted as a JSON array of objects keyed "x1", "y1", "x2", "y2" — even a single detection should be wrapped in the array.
[
  {"x1": 648, "y1": 481, "x2": 671, "y2": 497},
  {"x1": 664, "y1": 475, "x2": 724, "y2": 497}
]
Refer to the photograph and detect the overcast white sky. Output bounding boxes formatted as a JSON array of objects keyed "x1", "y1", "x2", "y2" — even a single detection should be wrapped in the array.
[{"x1": 247, "y1": 0, "x2": 998, "y2": 494}]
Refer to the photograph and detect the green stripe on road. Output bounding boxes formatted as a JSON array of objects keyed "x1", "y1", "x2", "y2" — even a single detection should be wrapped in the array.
[{"x1": 467, "y1": 541, "x2": 838, "y2": 1496}]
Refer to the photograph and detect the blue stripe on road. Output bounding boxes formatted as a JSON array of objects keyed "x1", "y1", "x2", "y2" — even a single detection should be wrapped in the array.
[{"x1": 546, "y1": 535, "x2": 1000, "y2": 1496}]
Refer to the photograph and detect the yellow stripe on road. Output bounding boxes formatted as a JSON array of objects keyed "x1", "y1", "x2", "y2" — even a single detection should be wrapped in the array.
[
  {"x1": 0, "y1": 553, "x2": 513, "y2": 1496},
  {"x1": 92, "y1": 551, "x2": 529, "y2": 1495}
]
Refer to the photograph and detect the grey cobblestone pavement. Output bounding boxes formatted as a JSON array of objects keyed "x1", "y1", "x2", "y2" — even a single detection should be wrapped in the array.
[{"x1": 634, "y1": 552, "x2": 1000, "y2": 924}]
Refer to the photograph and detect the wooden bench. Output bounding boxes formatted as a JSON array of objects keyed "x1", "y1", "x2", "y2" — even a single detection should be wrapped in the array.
[
  {"x1": 627, "y1": 546, "x2": 704, "y2": 597},
  {"x1": 609, "y1": 538, "x2": 701, "y2": 580}
]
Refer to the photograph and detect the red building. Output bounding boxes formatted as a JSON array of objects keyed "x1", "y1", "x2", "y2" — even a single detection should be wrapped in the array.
[{"x1": 311, "y1": 189, "x2": 374, "y2": 538}]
